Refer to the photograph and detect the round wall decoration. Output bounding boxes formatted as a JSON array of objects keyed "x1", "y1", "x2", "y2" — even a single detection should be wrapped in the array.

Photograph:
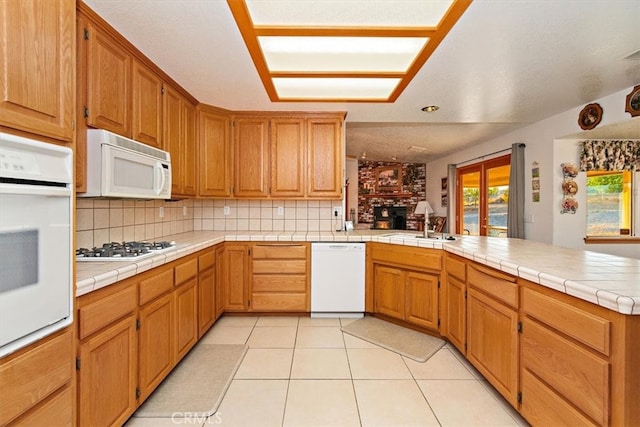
[
  {"x1": 625, "y1": 85, "x2": 640, "y2": 117},
  {"x1": 578, "y1": 102, "x2": 603, "y2": 130}
]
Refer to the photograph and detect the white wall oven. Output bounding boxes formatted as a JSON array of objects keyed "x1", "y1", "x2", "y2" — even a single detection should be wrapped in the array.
[{"x1": 0, "y1": 132, "x2": 73, "y2": 358}]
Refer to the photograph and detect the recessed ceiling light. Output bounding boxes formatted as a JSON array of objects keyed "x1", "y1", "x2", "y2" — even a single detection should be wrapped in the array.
[
  {"x1": 421, "y1": 105, "x2": 440, "y2": 112},
  {"x1": 227, "y1": 0, "x2": 472, "y2": 102}
]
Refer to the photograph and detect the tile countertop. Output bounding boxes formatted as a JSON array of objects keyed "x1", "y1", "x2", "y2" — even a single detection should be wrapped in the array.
[{"x1": 75, "y1": 231, "x2": 640, "y2": 315}]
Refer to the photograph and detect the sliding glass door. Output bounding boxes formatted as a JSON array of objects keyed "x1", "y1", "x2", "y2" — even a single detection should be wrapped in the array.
[{"x1": 456, "y1": 155, "x2": 511, "y2": 236}]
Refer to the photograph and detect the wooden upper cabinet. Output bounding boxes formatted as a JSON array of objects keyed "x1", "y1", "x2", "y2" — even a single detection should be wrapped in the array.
[
  {"x1": 270, "y1": 118, "x2": 305, "y2": 197},
  {"x1": 0, "y1": 0, "x2": 74, "y2": 141},
  {"x1": 163, "y1": 85, "x2": 182, "y2": 195},
  {"x1": 163, "y1": 84, "x2": 196, "y2": 197},
  {"x1": 233, "y1": 117, "x2": 269, "y2": 198},
  {"x1": 198, "y1": 107, "x2": 232, "y2": 197},
  {"x1": 182, "y1": 101, "x2": 197, "y2": 196},
  {"x1": 307, "y1": 117, "x2": 343, "y2": 198},
  {"x1": 132, "y1": 60, "x2": 163, "y2": 148},
  {"x1": 85, "y1": 20, "x2": 131, "y2": 137}
]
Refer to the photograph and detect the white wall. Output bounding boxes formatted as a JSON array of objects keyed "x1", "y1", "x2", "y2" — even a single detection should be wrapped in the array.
[{"x1": 426, "y1": 86, "x2": 639, "y2": 258}]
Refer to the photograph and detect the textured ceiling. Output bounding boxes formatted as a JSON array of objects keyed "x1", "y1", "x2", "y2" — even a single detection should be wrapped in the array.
[{"x1": 83, "y1": 0, "x2": 640, "y2": 162}]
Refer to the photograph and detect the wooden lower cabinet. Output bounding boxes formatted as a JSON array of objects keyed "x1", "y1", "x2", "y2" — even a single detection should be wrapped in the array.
[
  {"x1": 442, "y1": 274, "x2": 466, "y2": 354},
  {"x1": 15, "y1": 385, "x2": 74, "y2": 427},
  {"x1": 78, "y1": 314, "x2": 137, "y2": 427},
  {"x1": 466, "y1": 287, "x2": 519, "y2": 406},
  {"x1": 174, "y1": 278, "x2": 198, "y2": 361},
  {"x1": 250, "y1": 243, "x2": 309, "y2": 311},
  {"x1": 222, "y1": 244, "x2": 250, "y2": 311},
  {"x1": 374, "y1": 265, "x2": 405, "y2": 319},
  {"x1": 198, "y1": 251, "x2": 217, "y2": 337},
  {"x1": 466, "y1": 263, "x2": 519, "y2": 407},
  {"x1": 373, "y1": 262, "x2": 439, "y2": 331},
  {"x1": 138, "y1": 292, "x2": 173, "y2": 401},
  {"x1": 520, "y1": 284, "x2": 614, "y2": 426},
  {"x1": 0, "y1": 329, "x2": 74, "y2": 426}
]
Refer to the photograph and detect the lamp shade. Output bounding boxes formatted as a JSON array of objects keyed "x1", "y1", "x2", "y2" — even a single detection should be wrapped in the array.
[{"x1": 414, "y1": 200, "x2": 433, "y2": 215}]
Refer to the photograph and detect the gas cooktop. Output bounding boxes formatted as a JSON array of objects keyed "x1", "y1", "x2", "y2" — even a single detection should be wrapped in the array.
[{"x1": 76, "y1": 241, "x2": 176, "y2": 261}]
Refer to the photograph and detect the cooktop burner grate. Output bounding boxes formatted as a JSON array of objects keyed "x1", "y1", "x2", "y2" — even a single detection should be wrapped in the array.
[{"x1": 76, "y1": 241, "x2": 176, "y2": 261}]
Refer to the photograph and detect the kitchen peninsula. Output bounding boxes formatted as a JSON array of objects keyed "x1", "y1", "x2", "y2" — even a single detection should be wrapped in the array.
[{"x1": 75, "y1": 230, "x2": 640, "y2": 426}]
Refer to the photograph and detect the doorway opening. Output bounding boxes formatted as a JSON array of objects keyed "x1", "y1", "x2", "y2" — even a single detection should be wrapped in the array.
[{"x1": 456, "y1": 155, "x2": 511, "y2": 236}]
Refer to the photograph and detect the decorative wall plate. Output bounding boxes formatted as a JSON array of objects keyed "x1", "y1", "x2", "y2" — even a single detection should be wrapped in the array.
[
  {"x1": 578, "y1": 103, "x2": 603, "y2": 130},
  {"x1": 625, "y1": 85, "x2": 640, "y2": 117}
]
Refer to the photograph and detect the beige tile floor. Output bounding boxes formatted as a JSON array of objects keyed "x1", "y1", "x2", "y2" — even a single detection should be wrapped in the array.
[{"x1": 127, "y1": 316, "x2": 529, "y2": 427}]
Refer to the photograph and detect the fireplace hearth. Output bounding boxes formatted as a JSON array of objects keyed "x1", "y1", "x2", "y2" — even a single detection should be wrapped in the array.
[{"x1": 373, "y1": 206, "x2": 407, "y2": 230}]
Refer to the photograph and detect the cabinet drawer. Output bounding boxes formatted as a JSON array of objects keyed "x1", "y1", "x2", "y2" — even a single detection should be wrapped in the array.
[
  {"x1": 252, "y1": 275, "x2": 307, "y2": 292},
  {"x1": 445, "y1": 254, "x2": 466, "y2": 281},
  {"x1": 79, "y1": 285, "x2": 137, "y2": 339},
  {"x1": 198, "y1": 251, "x2": 216, "y2": 272},
  {"x1": 252, "y1": 244, "x2": 307, "y2": 259},
  {"x1": 251, "y1": 293, "x2": 307, "y2": 311},
  {"x1": 175, "y1": 257, "x2": 198, "y2": 285},
  {"x1": 521, "y1": 369, "x2": 598, "y2": 427},
  {"x1": 14, "y1": 385, "x2": 73, "y2": 427},
  {"x1": 370, "y1": 243, "x2": 442, "y2": 271},
  {"x1": 252, "y1": 259, "x2": 306, "y2": 274},
  {"x1": 139, "y1": 268, "x2": 174, "y2": 305},
  {"x1": 521, "y1": 318, "x2": 609, "y2": 426},
  {"x1": 467, "y1": 263, "x2": 517, "y2": 308},
  {"x1": 522, "y1": 287, "x2": 610, "y2": 356},
  {"x1": 0, "y1": 330, "x2": 73, "y2": 426}
]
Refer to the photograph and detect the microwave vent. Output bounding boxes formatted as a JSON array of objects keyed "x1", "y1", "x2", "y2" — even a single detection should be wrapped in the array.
[{"x1": 109, "y1": 136, "x2": 169, "y2": 161}]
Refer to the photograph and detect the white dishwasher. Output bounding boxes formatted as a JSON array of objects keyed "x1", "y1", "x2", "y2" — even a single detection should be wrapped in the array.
[{"x1": 311, "y1": 242, "x2": 366, "y2": 318}]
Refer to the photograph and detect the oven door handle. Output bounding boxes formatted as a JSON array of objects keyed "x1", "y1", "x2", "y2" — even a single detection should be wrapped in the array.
[{"x1": 0, "y1": 183, "x2": 71, "y2": 197}]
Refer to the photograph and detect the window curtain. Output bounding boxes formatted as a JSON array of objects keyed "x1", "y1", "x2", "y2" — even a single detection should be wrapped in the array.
[
  {"x1": 507, "y1": 143, "x2": 525, "y2": 238},
  {"x1": 446, "y1": 164, "x2": 456, "y2": 234},
  {"x1": 579, "y1": 140, "x2": 640, "y2": 171}
]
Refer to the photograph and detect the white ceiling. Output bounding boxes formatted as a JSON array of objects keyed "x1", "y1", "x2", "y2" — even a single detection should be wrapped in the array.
[{"x1": 83, "y1": 0, "x2": 640, "y2": 162}]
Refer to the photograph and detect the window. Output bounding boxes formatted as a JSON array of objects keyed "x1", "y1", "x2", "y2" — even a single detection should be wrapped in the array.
[{"x1": 585, "y1": 170, "x2": 634, "y2": 236}]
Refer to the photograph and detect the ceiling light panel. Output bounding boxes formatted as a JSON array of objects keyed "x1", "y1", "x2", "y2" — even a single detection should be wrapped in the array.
[
  {"x1": 272, "y1": 77, "x2": 401, "y2": 100},
  {"x1": 227, "y1": 0, "x2": 472, "y2": 102},
  {"x1": 259, "y1": 36, "x2": 429, "y2": 72},
  {"x1": 245, "y1": 0, "x2": 454, "y2": 27}
]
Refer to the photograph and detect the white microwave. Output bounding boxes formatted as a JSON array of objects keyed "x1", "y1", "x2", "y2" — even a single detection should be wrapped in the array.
[{"x1": 80, "y1": 129, "x2": 172, "y2": 199}]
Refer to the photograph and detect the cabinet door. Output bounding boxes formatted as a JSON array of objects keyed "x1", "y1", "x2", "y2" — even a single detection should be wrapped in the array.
[
  {"x1": 0, "y1": 0, "x2": 74, "y2": 141},
  {"x1": 138, "y1": 292, "x2": 173, "y2": 401},
  {"x1": 182, "y1": 101, "x2": 197, "y2": 196},
  {"x1": 307, "y1": 118, "x2": 342, "y2": 198},
  {"x1": 85, "y1": 21, "x2": 131, "y2": 137},
  {"x1": 233, "y1": 118, "x2": 269, "y2": 197},
  {"x1": 163, "y1": 85, "x2": 183, "y2": 195},
  {"x1": 374, "y1": 264, "x2": 405, "y2": 320},
  {"x1": 199, "y1": 109, "x2": 231, "y2": 197},
  {"x1": 132, "y1": 60, "x2": 162, "y2": 148},
  {"x1": 270, "y1": 118, "x2": 305, "y2": 197},
  {"x1": 175, "y1": 278, "x2": 198, "y2": 361},
  {"x1": 78, "y1": 314, "x2": 137, "y2": 427},
  {"x1": 467, "y1": 288, "x2": 518, "y2": 407},
  {"x1": 198, "y1": 266, "x2": 216, "y2": 337},
  {"x1": 405, "y1": 271, "x2": 439, "y2": 330},
  {"x1": 223, "y1": 244, "x2": 249, "y2": 310},
  {"x1": 215, "y1": 246, "x2": 226, "y2": 318},
  {"x1": 443, "y1": 275, "x2": 466, "y2": 354}
]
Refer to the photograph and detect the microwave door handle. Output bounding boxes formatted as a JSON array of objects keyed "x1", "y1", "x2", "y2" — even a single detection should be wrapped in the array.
[{"x1": 155, "y1": 162, "x2": 165, "y2": 195}]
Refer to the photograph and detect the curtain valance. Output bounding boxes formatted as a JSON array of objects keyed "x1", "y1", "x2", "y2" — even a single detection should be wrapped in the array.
[{"x1": 579, "y1": 140, "x2": 640, "y2": 171}]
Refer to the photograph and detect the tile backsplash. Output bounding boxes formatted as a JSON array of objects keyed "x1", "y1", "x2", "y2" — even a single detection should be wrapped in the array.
[
  {"x1": 75, "y1": 198, "x2": 343, "y2": 248},
  {"x1": 75, "y1": 198, "x2": 195, "y2": 249}
]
